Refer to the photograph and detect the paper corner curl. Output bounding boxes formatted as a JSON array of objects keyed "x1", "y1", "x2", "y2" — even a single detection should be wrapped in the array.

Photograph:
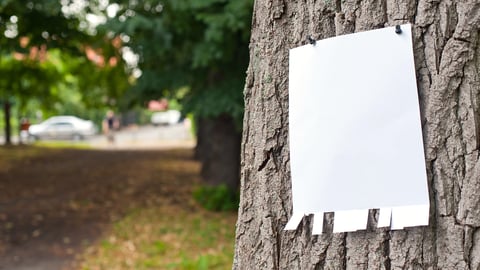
[{"x1": 286, "y1": 24, "x2": 429, "y2": 234}]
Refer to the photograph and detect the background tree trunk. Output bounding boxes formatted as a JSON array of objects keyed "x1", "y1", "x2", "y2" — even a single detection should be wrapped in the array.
[
  {"x1": 3, "y1": 101, "x2": 11, "y2": 145},
  {"x1": 196, "y1": 115, "x2": 241, "y2": 190},
  {"x1": 234, "y1": 1, "x2": 480, "y2": 269}
]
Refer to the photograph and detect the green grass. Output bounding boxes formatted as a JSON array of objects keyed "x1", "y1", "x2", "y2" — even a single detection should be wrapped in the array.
[
  {"x1": 193, "y1": 184, "x2": 239, "y2": 211},
  {"x1": 79, "y1": 206, "x2": 237, "y2": 270},
  {"x1": 32, "y1": 140, "x2": 92, "y2": 149},
  {"x1": 0, "y1": 145, "x2": 235, "y2": 269},
  {"x1": 0, "y1": 145, "x2": 51, "y2": 173},
  {"x1": 0, "y1": 144, "x2": 88, "y2": 172}
]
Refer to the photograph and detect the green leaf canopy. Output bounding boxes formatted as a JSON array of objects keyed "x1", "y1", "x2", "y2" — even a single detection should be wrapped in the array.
[{"x1": 102, "y1": 0, "x2": 253, "y2": 123}]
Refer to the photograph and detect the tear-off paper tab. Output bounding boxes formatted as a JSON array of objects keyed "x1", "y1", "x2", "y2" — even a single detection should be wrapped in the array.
[{"x1": 286, "y1": 24, "x2": 429, "y2": 234}]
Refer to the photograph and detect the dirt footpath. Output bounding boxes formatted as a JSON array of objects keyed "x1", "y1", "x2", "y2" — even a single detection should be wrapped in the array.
[{"x1": 0, "y1": 147, "x2": 200, "y2": 270}]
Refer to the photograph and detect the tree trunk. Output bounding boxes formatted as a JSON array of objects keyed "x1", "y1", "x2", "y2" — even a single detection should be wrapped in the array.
[
  {"x1": 234, "y1": 1, "x2": 480, "y2": 269},
  {"x1": 3, "y1": 101, "x2": 11, "y2": 145},
  {"x1": 195, "y1": 115, "x2": 241, "y2": 190}
]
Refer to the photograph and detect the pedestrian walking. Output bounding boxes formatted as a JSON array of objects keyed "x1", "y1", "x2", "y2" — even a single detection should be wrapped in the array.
[{"x1": 102, "y1": 110, "x2": 119, "y2": 143}]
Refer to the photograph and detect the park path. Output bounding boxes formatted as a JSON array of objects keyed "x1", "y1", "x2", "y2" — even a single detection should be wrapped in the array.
[{"x1": 0, "y1": 146, "x2": 200, "y2": 270}]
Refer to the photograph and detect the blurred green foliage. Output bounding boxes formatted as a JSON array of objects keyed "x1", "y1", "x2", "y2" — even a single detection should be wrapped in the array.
[
  {"x1": 0, "y1": 0, "x2": 88, "y2": 53},
  {"x1": 0, "y1": 0, "x2": 253, "y2": 138},
  {"x1": 0, "y1": 0, "x2": 131, "y2": 134},
  {"x1": 193, "y1": 184, "x2": 240, "y2": 211},
  {"x1": 101, "y1": 0, "x2": 253, "y2": 125}
]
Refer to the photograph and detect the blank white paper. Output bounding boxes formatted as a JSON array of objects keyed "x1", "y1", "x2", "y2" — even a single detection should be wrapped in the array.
[
  {"x1": 390, "y1": 204, "x2": 430, "y2": 230},
  {"x1": 285, "y1": 213, "x2": 304, "y2": 230},
  {"x1": 377, "y1": 208, "x2": 392, "y2": 228},
  {"x1": 333, "y1": 209, "x2": 369, "y2": 233},
  {"x1": 286, "y1": 24, "x2": 429, "y2": 233},
  {"x1": 312, "y1": 212, "x2": 324, "y2": 235}
]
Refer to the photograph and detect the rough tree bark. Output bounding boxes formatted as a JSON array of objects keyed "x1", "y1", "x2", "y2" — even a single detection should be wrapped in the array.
[{"x1": 234, "y1": 1, "x2": 480, "y2": 269}]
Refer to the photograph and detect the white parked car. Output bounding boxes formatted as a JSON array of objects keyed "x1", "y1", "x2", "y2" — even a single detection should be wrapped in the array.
[
  {"x1": 151, "y1": 110, "x2": 181, "y2": 126},
  {"x1": 28, "y1": 116, "x2": 97, "y2": 141}
]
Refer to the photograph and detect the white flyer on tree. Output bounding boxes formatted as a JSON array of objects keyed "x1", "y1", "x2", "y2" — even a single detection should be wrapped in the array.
[{"x1": 286, "y1": 24, "x2": 429, "y2": 234}]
